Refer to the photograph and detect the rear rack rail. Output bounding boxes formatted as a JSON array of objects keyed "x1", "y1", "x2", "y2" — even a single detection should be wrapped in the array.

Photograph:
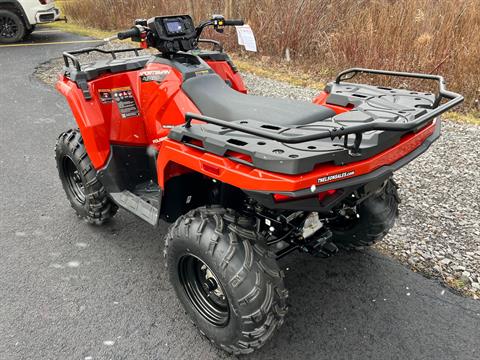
[
  {"x1": 334, "y1": 68, "x2": 463, "y2": 109},
  {"x1": 184, "y1": 68, "x2": 463, "y2": 153}
]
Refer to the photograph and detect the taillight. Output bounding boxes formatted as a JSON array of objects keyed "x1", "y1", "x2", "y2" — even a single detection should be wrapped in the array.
[{"x1": 272, "y1": 194, "x2": 294, "y2": 202}]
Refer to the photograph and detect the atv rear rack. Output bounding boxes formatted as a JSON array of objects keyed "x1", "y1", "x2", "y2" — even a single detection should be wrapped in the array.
[
  {"x1": 184, "y1": 68, "x2": 463, "y2": 148},
  {"x1": 170, "y1": 68, "x2": 464, "y2": 174},
  {"x1": 334, "y1": 68, "x2": 462, "y2": 108}
]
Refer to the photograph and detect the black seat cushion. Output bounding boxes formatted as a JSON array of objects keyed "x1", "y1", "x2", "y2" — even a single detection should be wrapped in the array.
[{"x1": 182, "y1": 74, "x2": 335, "y2": 126}]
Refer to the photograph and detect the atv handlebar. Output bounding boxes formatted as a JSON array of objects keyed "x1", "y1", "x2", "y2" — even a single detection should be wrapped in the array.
[
  {"x1": 112, "y1": 16, "x2": 244, "y2": 49},
  {"x1": 116, "y1": 25, "x2": 145, "y2": 40},
  {"x1": 223, "y1": 19, "x2": 245, "y2": 26},
  {"x1": 195, "y1": 16, "x2": 245, "y2": 38},
  {"x1": 117, "y1": 27, "x2": 141, "y2": 40}
]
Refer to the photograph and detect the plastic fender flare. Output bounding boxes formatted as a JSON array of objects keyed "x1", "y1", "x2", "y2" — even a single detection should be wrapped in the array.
[{"x1": 56, "y1": 79, "x2": 110, "y2": 169}]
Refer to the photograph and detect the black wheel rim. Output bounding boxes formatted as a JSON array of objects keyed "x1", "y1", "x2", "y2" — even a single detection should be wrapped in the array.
[
  {"x1": 178, "y1": 255, "x2": 230, "y2": 327},
  {"x1": 0, "y1": 15, "x2": 18, "y2": 39},
  {"x1": 62, "y1": 156, "x2": 86, "y2": 204}
]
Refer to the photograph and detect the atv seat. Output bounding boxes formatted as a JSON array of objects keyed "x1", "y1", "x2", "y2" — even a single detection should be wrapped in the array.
[{"x1": 182, "y1": 74, "x2": 335, "y2": 126}]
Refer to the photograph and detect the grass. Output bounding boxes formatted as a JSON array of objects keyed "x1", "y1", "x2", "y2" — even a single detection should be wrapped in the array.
[
  {"x1": 445, "y1": 111, "x2": 480, "y2": 126},
  {"x1": 46, "y1": 21, "x2": 113, "y2": 40},
  {"x1": 232, "y1": 56, "x2": 326, "y2": 90}
]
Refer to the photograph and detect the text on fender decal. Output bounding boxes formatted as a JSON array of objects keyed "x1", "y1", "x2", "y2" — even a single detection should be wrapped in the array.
[{"x1": 317, "y1": 171, "x2": 355, "y2": 184}]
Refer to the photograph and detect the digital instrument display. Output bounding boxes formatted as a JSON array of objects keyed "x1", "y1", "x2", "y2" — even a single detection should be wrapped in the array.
[
  {"x1": 165, "y1": 20, "x2": 184, "y2": 34},
  {"x1": 148, "y1": 15, "x2": 196, "y2": 52}
]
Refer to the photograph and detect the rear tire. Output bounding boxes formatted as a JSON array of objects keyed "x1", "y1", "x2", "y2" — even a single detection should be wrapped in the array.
[
  {"x1": 0, "y1": 10, "x2": 26, "y2": 43},
  {"x1": 55, "y1": 129, "x2": 117, "y2": 225},
  {"x1": 164, "y1": 206, "x2": 288, "y2": 355},
  {"x1": 330, "y1": 178, "x2": 400, "y2": 249}
]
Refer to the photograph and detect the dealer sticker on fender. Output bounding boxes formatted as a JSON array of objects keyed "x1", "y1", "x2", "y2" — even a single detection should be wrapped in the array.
[{"x1": 317, "y1": 171, "x2": 355, "y2": 184}]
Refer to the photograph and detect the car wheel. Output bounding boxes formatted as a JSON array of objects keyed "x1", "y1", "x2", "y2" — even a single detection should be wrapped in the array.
[{"x1": 0, "y1": 10, "x2": 26, "y2": 43}]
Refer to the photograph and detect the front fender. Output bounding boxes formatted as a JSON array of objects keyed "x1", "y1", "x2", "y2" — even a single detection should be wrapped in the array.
[{"x1": 56, "y1": 78, "x2": 110, "y2": 169}]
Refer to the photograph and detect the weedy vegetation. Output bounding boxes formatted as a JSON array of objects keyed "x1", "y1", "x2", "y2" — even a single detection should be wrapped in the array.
[{"x1": 60, "y1": 0, "x2": 479, "y2": 111}]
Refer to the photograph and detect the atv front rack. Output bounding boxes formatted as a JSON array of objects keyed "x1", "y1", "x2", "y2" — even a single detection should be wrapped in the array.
[
  {"x1": 62, "y1": 47, "x2": 148, "y2": 99},
  {"x1": 184, "y1": 68, "x2": 463, "y2": 145},
  {"x1": 171, "y1": 68, "x2": 463, "y2": 175},
  {"x1": 62, "y1": 47, "x2": 144, "y2": 71}
]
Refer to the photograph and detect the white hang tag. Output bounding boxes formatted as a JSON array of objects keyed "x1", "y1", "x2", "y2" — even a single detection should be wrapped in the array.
[
  {"x1": 236, "y1": 26, "x2": 245, "y2": 46},
  {"x1": 235, "y1": 25, "x2": 257, "y2": 52}
]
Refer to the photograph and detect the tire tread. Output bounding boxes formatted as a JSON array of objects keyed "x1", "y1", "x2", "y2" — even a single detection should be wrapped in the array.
[
  {"x1": 164, "y1": 207, "x2": 288, "y2": 355},
  {"x1": 55, "y1": 129, "x2": 117, "y2": 225}
]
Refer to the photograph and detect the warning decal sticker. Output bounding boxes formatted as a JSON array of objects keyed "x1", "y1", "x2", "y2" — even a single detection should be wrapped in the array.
[{"x1": 111, "y1": 87, "x2": 139, "y2": 119}]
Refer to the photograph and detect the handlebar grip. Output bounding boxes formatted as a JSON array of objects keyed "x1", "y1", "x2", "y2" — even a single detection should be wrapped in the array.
[
  {"x1": 117, "y1": 27, "x2": 141, "y2": 40},
  {"x1": 224, "y1": 19, "x2": 244, "y2": 26}
]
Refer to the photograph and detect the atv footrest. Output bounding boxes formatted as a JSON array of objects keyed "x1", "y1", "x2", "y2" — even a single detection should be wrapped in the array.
[{"x1": 110, "y1": 190, "x2": 160, "y2": 226}]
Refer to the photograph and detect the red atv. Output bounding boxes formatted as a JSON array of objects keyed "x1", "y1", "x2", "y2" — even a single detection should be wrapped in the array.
[{"x1": 55, "y1": 15, "x2": 463, "y2": 354}]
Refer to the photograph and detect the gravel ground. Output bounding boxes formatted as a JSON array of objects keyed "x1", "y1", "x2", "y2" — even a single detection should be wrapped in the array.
[{"x1": 35, "y1": 44, "x2": 480, "y2": 298}]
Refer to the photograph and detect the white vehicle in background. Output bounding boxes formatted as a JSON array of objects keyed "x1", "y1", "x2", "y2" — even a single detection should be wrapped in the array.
[{"x1": 0, "y1": 0, "x2": 65, "y2": 43}]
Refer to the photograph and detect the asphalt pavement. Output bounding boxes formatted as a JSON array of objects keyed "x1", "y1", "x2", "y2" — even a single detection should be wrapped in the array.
[{"x1": 0, "y1": 28, "x2": 479, "y2": 360}]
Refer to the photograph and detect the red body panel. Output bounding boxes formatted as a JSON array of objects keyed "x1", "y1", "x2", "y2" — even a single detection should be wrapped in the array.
[
  {"x1": 206, "y1": 60, "x2": 247, "y2": 93},
  {"x1": 137, "y1": 63, "x2": 200, "y2": 142},
  {"x1": 156, "y1": 120, "x2": 436, "y2": 192},
  {"x1": 57, "y1": 79, "x2": 112, "y2": 168},
  {"x1": 56, "y1": 58, "x2": 244, "y2": 169},
  {"x1": 313, "y1": 91, "x2": 353, "y2": 114},
  {"x1": 57, "y1": 55, "x2": 435, "y2": 196}
]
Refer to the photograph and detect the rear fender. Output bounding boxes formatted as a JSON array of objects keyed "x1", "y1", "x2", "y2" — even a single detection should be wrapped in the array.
[{"x1": 156, "y1": 120, "x2": 438, "y2": 194}]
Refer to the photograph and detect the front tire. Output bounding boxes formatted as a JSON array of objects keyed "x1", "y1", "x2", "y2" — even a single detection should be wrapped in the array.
[
  {"x1": 0, "y1": 10, "x2": 26, "y2": 43},
  {"x1": 55, "y1": 129, "x2": 117, "y2": 225},
  {"x1": 165, "y1": 207, "x2": 288, "y2": 355}
]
